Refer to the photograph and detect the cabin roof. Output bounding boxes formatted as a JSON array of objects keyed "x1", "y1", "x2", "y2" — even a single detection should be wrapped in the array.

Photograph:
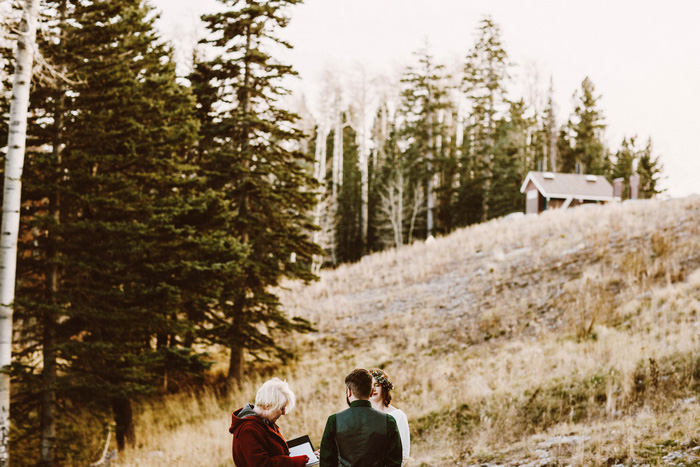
[{"x1": 520, "y1": 171, "x2": 614, "y2": 201}]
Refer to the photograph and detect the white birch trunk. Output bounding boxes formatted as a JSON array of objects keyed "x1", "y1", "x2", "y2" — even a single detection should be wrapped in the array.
[
  {"x1": 358, "y1": 124, "x2": 368, "y2": 252},
  {"x1": 312, "y1": 123, "x2": 329, "y2": 273},
  {"x1": 329, "y1": 111, "x2": 343, "y2": 265},
  {"x1": 332, "y1": 111, "x2": 343, "y2": 198},
  {"x1": 425, "y1": 95, "x2": 435, "y2": 237},
  {"x1": 378, "y1": 171, "x2": 403, "y2": 249},
  {"x1": 0, "y1": 0, "x2": 40, "y2": 462},
  {"x1": 353, "y1": 70, "x2": 370, "y2": 251},
  {"x1": 408, "y1": 185, "x2": 423, "y2": 245}
]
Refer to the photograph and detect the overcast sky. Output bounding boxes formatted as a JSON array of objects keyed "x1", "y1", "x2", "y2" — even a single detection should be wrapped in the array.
[{"x1": 152, "y1": 0, "x2": 699, "y2": 198}]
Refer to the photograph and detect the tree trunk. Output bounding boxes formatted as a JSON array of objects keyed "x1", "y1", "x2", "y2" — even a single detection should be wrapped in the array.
[
  {"x1": 332, "y1": 112, "x2": 343, "y2": 200},
  {"x1": 354, "y1": 71, "x2": 369, "y2": 253},
  {"x1": 227, "y1": 345, "x2": 244, "y2": 388},
  {"x1": 0, "y1": 0, "x2": 40, "y2": 463},
  {"x1": 312, "y1": 124, "x2": 329, "y2": 273},
  {"x1": 426, "y1": 91, "x2": 435, "y2": 237},
  {"x1": 39, "y1": 312, "x2": 56, "y2": 466},
  {"x1": 111, "y1": 397, "x2": 135, "y2": 451},
  {"x1": 226, "y1": 296, "x2": 245, "y2": 388},
  {"x1": 40, "y1": 6, "x2": 68, "y2": 458},
  {"x1": 224, "y1": 23, "x2": 252, "y2": 390},
  {"x1": 40, "y1": 193, "x2": 60, "y2": 466},
  {"x1": 549, "y1": 122, "x2": 557, "y2": 173}
]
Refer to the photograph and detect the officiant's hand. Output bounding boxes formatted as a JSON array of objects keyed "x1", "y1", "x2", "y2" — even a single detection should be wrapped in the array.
[{"x1": 291, "y1": 455, "x2": 309, "y2": 467}]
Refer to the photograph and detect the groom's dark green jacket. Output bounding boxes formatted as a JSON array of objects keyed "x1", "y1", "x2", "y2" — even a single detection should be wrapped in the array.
[{"x1": 319, "y1": 400, "x2": 402, "y2": 467}]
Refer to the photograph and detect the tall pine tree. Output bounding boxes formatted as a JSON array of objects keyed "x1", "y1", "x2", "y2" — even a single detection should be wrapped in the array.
[
  {"x1": 196, "y1": 0, "x2": 321, "y2": 387},
  {"x1": 566, "y1": 77, "x2": 609, "y2": 175},
  {"x1": 637, "y1": 138, "x2": 663, "y2": 199},
  {"x1": 399, "y1": 47, "x2": 449, "y2": 238},
  {"x1": 612, "y1": 136, "x2": 637, "y2": 199},
  {"x1": 462, "y1": 16, "x2": 510, "y2": 222},
  {"x1": 333, "y1": 124, "x2": 363, "y2": 263},
  {"x1": 489, "y1": 99, "x2": 530, "y2": 218}
]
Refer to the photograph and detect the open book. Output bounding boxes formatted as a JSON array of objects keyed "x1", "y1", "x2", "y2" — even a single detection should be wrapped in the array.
[{"x1": 287, "y1": 435, "x2": 320, "y2": 466}]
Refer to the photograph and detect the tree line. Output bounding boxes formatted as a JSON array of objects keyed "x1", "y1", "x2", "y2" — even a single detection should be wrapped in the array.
[
  {"x1": 312, "y1": 17, "x2": 663, "y2": 265},
  {"x1": 0, "y1": 1, "x2": 663, "y2": 464}
]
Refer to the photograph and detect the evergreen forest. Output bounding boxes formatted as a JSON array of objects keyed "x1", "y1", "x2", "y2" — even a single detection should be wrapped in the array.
[{"x1": 0, "y1": 0, "x2": 664, "y2": 464}]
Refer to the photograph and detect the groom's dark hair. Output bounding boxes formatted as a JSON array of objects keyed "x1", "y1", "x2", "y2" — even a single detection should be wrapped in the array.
[{"x1": 345, "y1": 368, "x2": 372, "y2": 399}]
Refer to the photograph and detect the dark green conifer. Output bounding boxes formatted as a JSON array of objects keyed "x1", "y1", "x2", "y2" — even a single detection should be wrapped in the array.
[
  {"x1": 399, "y1": 47, "x2": 449, "y2": 238},
  {"x1": 454, "y1": 118, "x2": 484, "y2": 227},
  {"x1": 637, "y1": 138, "x2": 664, "y2": 199},
  {"x1": 335, "y1": 125, "x2": 363, "y2": 263},
  {"x1": 195, "y1": 0, "x2": 321, "y2": 386},
  {"x1": 370, "y1": 105, "x2": 408, "y2": 249},
  {"x1": 55, "y1": 0, "x2": 207, "y2": 451},
  {"x1": 434, "y1": 106, "x2": 461, "y2": 234},
  {"x1": 612, "y1": 136, "x2": 637, "y2": 199},
  {"x1": 462, "y1": 16, "x2": 510, "y2": 222},
  {"x1": 568, "y1": 77, "x2": 608, "y2": 175},
  {"x1": 489, "y1": 100, "x2": 529, "y2": 218}
]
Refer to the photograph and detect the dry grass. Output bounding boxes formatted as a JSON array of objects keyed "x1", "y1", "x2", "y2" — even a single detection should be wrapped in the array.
[{"x1": 120, "y1": 196, "x2": 700, "y2": 466}]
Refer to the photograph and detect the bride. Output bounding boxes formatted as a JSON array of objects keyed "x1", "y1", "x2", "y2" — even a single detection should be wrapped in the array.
[{"x1": 370, "y1": 369, "x2": 410, "y2": 464}]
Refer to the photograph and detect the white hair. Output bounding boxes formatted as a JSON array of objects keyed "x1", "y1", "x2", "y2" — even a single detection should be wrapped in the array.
[{"x1": 255, "y1": 378, "x2": 296, "y2": 413}]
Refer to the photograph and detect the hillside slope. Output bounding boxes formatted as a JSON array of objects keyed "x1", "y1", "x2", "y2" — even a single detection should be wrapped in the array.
[{"x1": 122, "y1": 197, "x2": 700, "y2": 467}]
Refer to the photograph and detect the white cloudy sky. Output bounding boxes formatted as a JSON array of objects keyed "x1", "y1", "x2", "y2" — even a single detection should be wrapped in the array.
[{"x1": 152, "y1": 0, "x2": 699, "y2": 198}]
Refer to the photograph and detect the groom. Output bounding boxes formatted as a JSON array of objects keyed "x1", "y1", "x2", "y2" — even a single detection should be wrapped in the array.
[{"x1": 319, "y1": 368, "x2": 402, "y2": 467}]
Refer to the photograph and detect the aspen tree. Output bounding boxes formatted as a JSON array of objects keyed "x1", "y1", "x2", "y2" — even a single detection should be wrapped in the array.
[{"x1": 0, "y1": 0, "x2": 40, "y2": 463}]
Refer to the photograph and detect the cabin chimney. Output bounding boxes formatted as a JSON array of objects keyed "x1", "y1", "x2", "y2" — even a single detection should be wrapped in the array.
[
  {"x1": 629, "y1": 173, "x2": 640, "y2": 199},
  {"x1": 613, "y1": 177, "x2": 624, "y2": 200}
]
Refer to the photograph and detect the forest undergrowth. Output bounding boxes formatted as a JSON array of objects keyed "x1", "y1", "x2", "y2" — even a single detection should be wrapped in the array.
[{"x1": 120, "y1": 196, "x2": 700, "y2": 466}]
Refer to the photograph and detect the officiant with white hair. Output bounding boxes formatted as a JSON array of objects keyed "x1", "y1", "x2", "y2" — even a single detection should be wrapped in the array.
[{"x1": 229, "y1": 378, "x2": 310, "y2": 467}]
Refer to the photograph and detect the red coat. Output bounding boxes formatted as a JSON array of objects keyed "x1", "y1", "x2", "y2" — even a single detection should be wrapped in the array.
[{"x1": 229, "y1": 406, "x2": 304, "y2": 467}]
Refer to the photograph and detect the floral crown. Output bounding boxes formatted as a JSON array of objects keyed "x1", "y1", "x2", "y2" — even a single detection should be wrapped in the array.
[{"x1": 371, "y1": 370, "x2": 394, "y2": 391}]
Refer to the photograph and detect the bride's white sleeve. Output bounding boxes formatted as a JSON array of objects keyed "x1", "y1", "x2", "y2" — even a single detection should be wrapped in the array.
[{"x1": 393, "y1": 409, "x2": 411, "y2": 460}]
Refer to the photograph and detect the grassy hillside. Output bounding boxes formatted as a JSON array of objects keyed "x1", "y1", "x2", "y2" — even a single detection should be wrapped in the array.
[{"x1": 120, "y1": 196, "x2": 700, "y2": 466}]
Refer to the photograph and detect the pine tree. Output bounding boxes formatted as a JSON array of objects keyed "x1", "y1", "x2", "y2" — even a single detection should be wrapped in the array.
[
  {"x1": 374, "y1": 113, "x2": 410, "y2": 249},
  {"x1": 59, "y1": 0, "x2": 206, "y2": 451},
  {"x1": 453, "y1": 117, "x2": 484, "y2": 227},
  {"x1": 399, "y1": 46, "x2": 449, "y2": 238},
  {"x1": 569, "y1": 77, "x2": 608, "y2": 175},
  {"x1": 637, "y1": 138, "x2": 663, "y2": 199},
  {"x1": 462, "y1": 16, "x2": 510, "y2": 222},
  {"x1": 489, "y1": 99, "x2": 529, "y2": 218},
  {"x1": 434, "y1": 102, "x2": 461, "y2": 234},
  {"x1": 334, "y1": 125, "x2": 363, "y2": 263},
  {"x1": 612, "y1": 136, "x2": 637, "y2": 199},
  {"x1": 557, "y1": 120, "x2": 577, "y2": 173},
  {"x1": 542, "y1": 78, "x2": 558, "y2": 172},
  {"x1": 366, "y1": 99, "x2": 391, "y2": 252},
  {"x1": 196, "y1": 0, "x2": 321, "y2": 386}
]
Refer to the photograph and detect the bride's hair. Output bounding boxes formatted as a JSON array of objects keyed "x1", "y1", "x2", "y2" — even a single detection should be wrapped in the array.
[{"x1": 370, "y1": 368, "x2": 393, "y2": 407}]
